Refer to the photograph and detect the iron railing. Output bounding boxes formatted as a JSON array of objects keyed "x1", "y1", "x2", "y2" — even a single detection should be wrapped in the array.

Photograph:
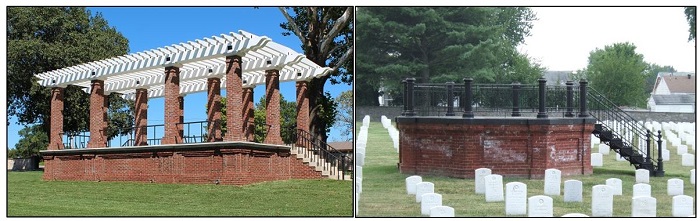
[
  {"x1": 177, "y1": 121, "x2": 209, "y2": 144},
  {"x1": 285, "y1": 127, "x2": 351, "y2": 180},
  {"x1": 114, "y1": 124, "x2": 164, "y2": 147},
  {"x1": 63, "y1": 132, "x2": 90, "y2": 149}
]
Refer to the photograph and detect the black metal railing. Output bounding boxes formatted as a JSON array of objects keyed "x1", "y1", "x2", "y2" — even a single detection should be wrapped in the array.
[
  {"x1": 285, "y1": 127, "x2": 351, "y2": 180},
  {"x1": 63, "y1": 132, "x2": 90, "y2": 149},
  {"x1": 113, "y1": 124, "x2": 164, "y2": 147},
  {"x1": 177, "y1": 121, "x2": 209, "y2": 144}
]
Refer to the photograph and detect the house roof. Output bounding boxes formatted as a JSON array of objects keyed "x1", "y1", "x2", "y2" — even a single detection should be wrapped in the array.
[
  {"x1": 327, "y1": 141, "x2": 353, "y2": 152},
  {"x1": 661, "y1": 75, "x2": 696, "y2": 94},
  {"x1": 652, "y1": 94, "x2": 696, "y2": 105}
]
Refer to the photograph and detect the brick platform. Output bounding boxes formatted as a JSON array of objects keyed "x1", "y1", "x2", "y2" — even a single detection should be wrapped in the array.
[
  {"x1": 396, "y1": 117, "x2": 596, "y2": 179},
  {"x1": 40, "y1": 142, "x2": 323, "y2": 185}
]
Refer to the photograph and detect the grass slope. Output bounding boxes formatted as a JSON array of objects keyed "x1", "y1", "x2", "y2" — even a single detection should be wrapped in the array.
[
  {"x1": 8, "y1": 172, "x2": 352, "y2": 216},
  {"x1": 357, "y1": 121, "x2": 696, "y2": 217}
]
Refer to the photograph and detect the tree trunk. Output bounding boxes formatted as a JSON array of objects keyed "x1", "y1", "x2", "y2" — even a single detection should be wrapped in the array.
[{"x1": 308, "y1": 76, "x2": 328, "y2": 146}]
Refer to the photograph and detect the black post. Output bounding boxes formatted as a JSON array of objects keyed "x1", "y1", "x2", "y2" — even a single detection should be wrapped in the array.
[
  {"x1": 511, "y1": 82, "x2": 521, "y2": 117},
  {"x1": 405, "y1": 78, "x2": 416, "y2": 116},
  {"x1": 646, "y1": 129, "x2": 652, "y2": 163},
  {"x1": 463, "y1": 78, "x2": 474, "y2": 118},
  {"x1": 537, "y1": 78, "x2": 548, "y2": 118},
  {"x1": 401, "y1": 79, "x2": 407, "y2": 116},
  {"x1": 446, "y1": 82, "x2": 455, "y2": 116},
  {"x1": 578, "y1": 79, "x2": 589, "y2": 117},
  {"x1": 565, "y1": 81, "x2": 574, "y2": 117},
  {"x1": 656, "y1": 130, "x2": 665, "y2": 176}
]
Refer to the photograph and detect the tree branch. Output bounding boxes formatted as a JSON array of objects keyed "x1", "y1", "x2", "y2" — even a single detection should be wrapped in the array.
[
  {"x1": 278, "y1": 7, "x2": 307, "y2": 45},
  {"x1": 320, "y1": 7, "x2": 352, "y2": 54},
  {"x1": 331, "y1": 47, "x2": 353, "y2": 72}
]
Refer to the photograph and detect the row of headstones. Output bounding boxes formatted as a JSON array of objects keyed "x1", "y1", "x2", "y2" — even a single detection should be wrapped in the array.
[
  {"x1": 472, "y1": 168, "x2": 694, "y2": 217},
  {"x1": 591, "y1": 151, "x2": 695, "y2": 167},
  {"x1": 381, "y1": 115, "x2": 400, "y2": 152},
  {"x1": 593, "y1": 120, "x2": 695, "y2": 152},
  {"x1": 356, "y1": 116, "x2": 369, "y2": 167},
  {"x1": 405, "y1": 176, "x2": 456, "y2": 217},
  {"x1": 591, "y1": 127, "x2": 695, "y2": 167}
]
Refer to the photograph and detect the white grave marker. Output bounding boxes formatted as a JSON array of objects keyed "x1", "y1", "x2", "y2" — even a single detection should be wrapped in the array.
[
  {"x1": 356, "y1": 177, "x2": 362, "y2": 194},
  {"x1": 527, "y1": 195, "x2": 553, "y2": 217},
  {"x1": 475, "y1": 168, "x2": 491, "y2": 194},
  {"x1": 405, "y1": 175, "x2": 422, "y2": 195},
  {"x1": 633, "y1": 183, "x2": 652, "y2": 198},
  {"x1": 563, "y1": 180, "x2": 583, "y2": 202},
  {"x1": 631, "y1": 196, "x2": 656, "y2": 217},
  {"x1": 356, "y1": 152, "x2": 365, "y2": 166},
  {"x1": 420, "y1": 193, "x2": 442, "y2": 215},
  {"x1": 636, "y1": 169, "x2": 650, "y2": 184},
  {"x1": 606, "y1": 178, "x2": 623, "y2": 195},
  {"x1": 505, "y1": 182, "x2": 527, "y2": 215},
  {"x1": 356, "y1": 166, "x2": 363, "y2": 179},
  {"x1": 662, "y1": 149, "x2": 670, "y2": 161},
  {"x1": 544, "y1": 169, "x2": 561, "y2": 196},
  {"x1": 667, "y1": 178, "x2": 684, "y2": 196},
  {"x1": 429, "y1": 206, "x2": 455, "y2": 217},
  {"x1": 415, "y1": 182, "x2": 434, "y2": 202},
  {"x1": 677, "y1": 145, "x2": 688, "y2": 155},
  {"x1": 599, "y1": 143, "x2": 610, "y2": 155},
  {"x1": 591, "y1": 153, "x2": 603, "y2": 167},
  {"x1": 591, "y1": 185, "x2": 614, "y2": 217},
  {"x1": 681, "y1": 153, "x2": 694, "y2": 166},
  {"x1": 484, "y1": 174, "x2": 504, "y2": 202},
  {"x1": 691, "y1": 169, "x2": 695, "y2": 185},
  {"x1": 615, "y1": 153, "x2": 626, "y2": 161},
  {"x1": 672, "y1": 195, "x2": 694, "y2": 217},
  {"x1": 561, "y1": 213, "x2": 589, "y2": 217}
]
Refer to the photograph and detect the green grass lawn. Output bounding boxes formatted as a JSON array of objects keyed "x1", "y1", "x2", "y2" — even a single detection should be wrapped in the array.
[
  {"x1": 8, "y1": 171, "x2": 352, "y2": 216},
  {"x1": 357, "y1": 121, "x2": 696, "y2": 217}
]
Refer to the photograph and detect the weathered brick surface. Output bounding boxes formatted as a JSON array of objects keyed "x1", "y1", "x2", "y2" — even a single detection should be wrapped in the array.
[
  {"x1": 42, "y1": 147, "x2": 323, "y2": 185},
  {"x1": 225, "y1": 55, "x2": 243, "y2": 141},
  {"x1": 296, "y1": 81, "x2": 310, "y2": 133},
  {"x1": 242, "y1": 87, "x2": 255, "y2": 142},
  {"x1": 264, "y1": 70, "x2": 282, "y2": 145},
  {"x1": 134, "y1": 88, "x2": 148, "y2": 146},
  {"x1": 207, "y1": 78, "x2": 222, "y2": 142},
  {"x1": 49, "y1": 87, "x2": 64, "y2": 150},
  {"x1": 162, "y1": 66, "x2": 182, "y2": 144},
  {"x1": 398, "y1": 120, "x2": 593, "y2": 179},
  {"x1": 88, "y1": 80, "x2": 107, "y2": 148}
]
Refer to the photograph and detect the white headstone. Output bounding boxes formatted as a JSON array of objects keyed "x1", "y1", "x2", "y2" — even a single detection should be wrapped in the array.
[
  {"x1": 356, "y1": 152, "x2": 365, "y2": 166},
  {"x1": 563, "y1": 180, "x2": 583, "y2": 202},
  {"x1": 505, "y1": 182, "x2": 527, "y2": 215},
  {"x1": 406, "y1": 175, "x2": 422, "y2": 195},
  {"x1": 691, "y1": 169, "x2": 695, "y2": 185},
  {"x1": 561, "y1": 213, "x2": 589, "y2": 217},
  {"x1": 636, "y1": 169, "x2": 650, "y2": 184},
  {"x1": 591, "y1": 153, "x2": 603, "y2": 167},
  {"x1": 527, "y1": 195, "x2": 553, "y2": 217},
  {"x1": 606, "y1": 178, "x2": 623, "y2": 196},
  {"x1": 420, "y1": 193, "x2": 442, "y2": 215},
  {"x1": 681, "y1": 153, "x2": 694, "y2": 166},
  {"x1": 591, "y1": 185, "x2": 614, "y2": 217},
  {"x1": 544, "y1": 169, "x2": 561, "y2": 196},
  {"x1": 631, "y1": 196, "x2": 657, "y2": 217},
  {"x1": 429, "y1": 206, "x2": 455, "y2": 217},
  {"x1": 484, "y1": 174, "x2": 504, "y2": 202},
  {"x1": 662, "y1": 149, "x2": 671, "y2": 161},
  {"x1": 356, "y1": 177, "x2": 362, "y2": 194},
  {"x1": 599, "y1": 143, "x2": 610, "y2": 155},
  {"x1": 615, "y1": 153, "x2": 626, "y2": 161},
  {"x1": 475, "y1": 168, "x2": 492, "y2": 194},
  {"x1": 356, "y1": 166, "x2": 363, "y2": 179},
  {"x1": 672, "y1": 195, "x2": 694, "y2": 217},
  {"x1": 633, "y1": 183, "x2": 652, "y2": 198},
  {"x1": 415, "y1": 182, "x2": 434, "y2": 202},
  {"x1": 677, "y1": 145, "x2": 688, "y2": 155},
  {"x1": 667, "y1": 178, "x2": 684, "y2": 196}
]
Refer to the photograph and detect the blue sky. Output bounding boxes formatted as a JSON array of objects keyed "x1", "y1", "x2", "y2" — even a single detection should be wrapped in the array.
[{"x1": 6, "y1": 7, "x2": 353, "y2": 149}]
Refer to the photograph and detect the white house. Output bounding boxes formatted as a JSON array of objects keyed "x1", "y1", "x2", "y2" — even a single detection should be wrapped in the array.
[{"x1": 647, "y1": 72, "x2": 695, "y2": 113}]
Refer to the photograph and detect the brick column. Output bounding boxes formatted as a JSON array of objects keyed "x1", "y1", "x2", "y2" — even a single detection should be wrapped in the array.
[
  {"x1": 296, "y1": 81, "x2": 310, "y2": 133},
  {"x1": 134, "y1": 88, "x2": 148, "y2": 146},
  {"x1": 87, "y1": 80, "x2": 108, "y2": 148},
  {"x1": 162, "y1": 66, "x2": 181, "y2": 144},
  {"x1": 178, "y1": 96, "x2": 184, "y2": 144},
  {"x1": 242, "y1": 86, "x2": 255, "y2": 142},
  {"x1": 49, "y1": 87, "x2": 65, "y2": 150},
  {"x1": 207, "y1": 78, "x2": 223, "y2": 142},
  {"x1": 225, "y1": 55, "x2": 243, "y2": 141},
  {"x1": 264, "y1": 69, "x2": 282, "y2": 145}
]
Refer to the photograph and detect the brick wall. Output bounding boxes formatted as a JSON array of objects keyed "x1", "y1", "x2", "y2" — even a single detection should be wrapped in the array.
[
  {"x1": 49, "y1": 87, "x2": 64, "y2": 150},
  {"x1": 265, "y1": 70, "x2": 282, "y2": 145},
  {"x1": 42, "y1": 146, "x2": 323, "y2": 185},
  {"x1": 397, "y1": 117, "x2": 594, "y2": 179},
  {"x1": 87, "y1": 80, "x2": 107, "y2": 148}
]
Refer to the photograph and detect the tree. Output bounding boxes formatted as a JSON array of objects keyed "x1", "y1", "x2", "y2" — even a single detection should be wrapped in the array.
[
  {"x1": 584, "y1": 42, "x2": 648, "y2": 108},
  {"x1": 334, "y1": 90, "x2": 353, "y2": 141},
  {"x1": 279, "y1": 7, "x2": 353, "y2": 143},
  {"x1": 355, "y1": 7, "x2": 544, "y2": 106},
  {"x1": 643, "y1": 64, "x2": 676, "y2": 94},
  {"x1": 11, "y1": 125, "x2": 49, "y2": 158},
  {"x1": 8, "y1": 7, "x2": 133, "y2": 142},
  {"x1": 685, "y1": 7, "x2": 696, "y2": 42}
]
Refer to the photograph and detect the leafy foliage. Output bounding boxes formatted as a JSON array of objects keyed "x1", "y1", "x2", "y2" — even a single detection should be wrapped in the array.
[
  {"x1": 685, "y1": 7, "x2": 696, "y2": 42},
  {"x1": 583, "y1": 42, "x2": 648, "y2": 108},
  {"x1": 10, "y1": 125, "x2": 48, "y2": 157},
  {"x1": 8, "y1": 7, "x2": 132, "y2": 145},
  {"x1": 643, "y1": 64, "x2": 676, "y2": 94},
  {"x1": 253, "y1": 95, "x2": 298, "y2": 143},
  {"x1": 334, "y1": 90, "x2": 353, "y2": 141},
  {"x1": 356, "y1": 7, "x2": 544, "y2": 106}
]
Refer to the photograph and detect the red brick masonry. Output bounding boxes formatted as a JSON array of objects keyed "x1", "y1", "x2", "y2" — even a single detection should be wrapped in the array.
[
  {"x1": 41, "y1": 143, "x2": 323, "y2": 185},
  {"x1": 397, "y1": 117, "x2": 595, "y2": 179}
]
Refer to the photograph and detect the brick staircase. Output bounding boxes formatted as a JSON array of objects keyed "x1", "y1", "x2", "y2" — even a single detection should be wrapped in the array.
[{"x1": 286, "y1": 128, "x2": 352, "y2": 181}]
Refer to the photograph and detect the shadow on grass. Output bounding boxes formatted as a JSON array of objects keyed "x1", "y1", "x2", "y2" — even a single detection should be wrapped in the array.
[{"x1": 593, "y1": 167, "x2": 635, "y2": 176}]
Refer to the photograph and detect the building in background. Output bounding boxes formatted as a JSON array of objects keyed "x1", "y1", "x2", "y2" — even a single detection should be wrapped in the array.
[{"x1": 647, "y1": 72, "x2": 695, "y2": 113}]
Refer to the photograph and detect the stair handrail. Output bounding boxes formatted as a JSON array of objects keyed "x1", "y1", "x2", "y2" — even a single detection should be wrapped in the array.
[
  {"x1": 587, "y1": 87, "x2": 659, "y2": 165},
  {"x1": 291, "y1": 128, "x2": 351, "y2": 180}
]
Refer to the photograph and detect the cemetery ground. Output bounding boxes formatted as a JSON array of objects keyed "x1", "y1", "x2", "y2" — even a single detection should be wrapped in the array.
[
  {"x1": 7, "y1": 171, "x2": 352, "y2": 216},
  {"x1": 357, "y1": 121, "x2": 696, "y2": 217}
]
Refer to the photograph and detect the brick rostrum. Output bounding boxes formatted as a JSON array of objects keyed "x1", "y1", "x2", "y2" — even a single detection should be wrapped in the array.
[{"x1": 397, "y1": 117, "x2": 595, "y2": 179}]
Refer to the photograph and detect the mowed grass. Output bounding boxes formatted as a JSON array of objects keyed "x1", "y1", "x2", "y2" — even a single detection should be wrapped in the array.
[
  {"x1": 8, "y1": 172, "x2": 352, "y2": 216},
  {"x1": 357, "y1": 121, "x2": 696, "y2": 217}
]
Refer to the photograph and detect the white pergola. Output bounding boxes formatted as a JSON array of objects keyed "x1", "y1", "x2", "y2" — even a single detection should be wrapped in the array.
[{"x1": 34, "y1": 30, "x2": 331, "y2": 99}]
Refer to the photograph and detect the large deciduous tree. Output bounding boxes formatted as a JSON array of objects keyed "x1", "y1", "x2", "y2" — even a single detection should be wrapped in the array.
[
  {"x1": 8, "y1": 7, "x2": 133, "y2": 145},
  {"x1": 278, "y1": 7, "x2": 353, "y2": 143},
  {"x1": 334, "y1": 90, "x2": 353, "y2": 141},
  {"x1": 355, "y1": 7, "x2": 544, "y2": 106},
  {"x1": 685, "y1": 7, "x2": 696, "y2": 42},
  {"x1": 584, "y1": 42, "x2": 648, "y2": 108}
]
